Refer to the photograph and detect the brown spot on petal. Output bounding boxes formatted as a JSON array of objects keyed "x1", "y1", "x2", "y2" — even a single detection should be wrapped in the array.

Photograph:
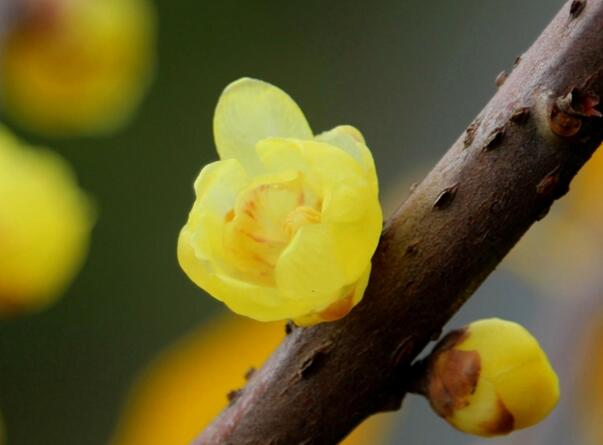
[
  {"x1": 224, "y1": 209, "x2": 235, "y2": 222},
  {"x1": 318, "y1": 293, "x2": 354, "y2": 322},
  {"x1": 425, "y1": 328, "x2": 482, "y2": 418},
  {"x1": 480, "y1": 398, "x2": 515, "y2": 435},
  {"x1": 427, "y1": 349, "x2": 482, "y2": 418},
  {"x1": 433, "y1": 327, "x2": 469, "y2": 352}
]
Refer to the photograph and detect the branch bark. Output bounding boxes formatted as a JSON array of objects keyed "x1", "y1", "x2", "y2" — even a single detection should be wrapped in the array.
[{"x1": 196, "y1": 1, "x2": 603, "y2": 444}]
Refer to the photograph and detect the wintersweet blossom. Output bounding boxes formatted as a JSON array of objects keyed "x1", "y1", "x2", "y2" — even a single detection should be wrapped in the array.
[
  {"x1": 423, "y1": 318, "x2": 559, "y2": 437},
  {"x1": 0, "y1": 127, "x2": 93, "y2": 314},
  {"x1": 178, "y1": 78, "x2": 382, "y2": 325},
  {"x1": 0, "y1": 0, "x2": 155, "y2": 136}
]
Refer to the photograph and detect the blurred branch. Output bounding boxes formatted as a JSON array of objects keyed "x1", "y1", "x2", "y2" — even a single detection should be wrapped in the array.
[{"x1": 198, "y1": 1, "x2": 601, "y2": 444}]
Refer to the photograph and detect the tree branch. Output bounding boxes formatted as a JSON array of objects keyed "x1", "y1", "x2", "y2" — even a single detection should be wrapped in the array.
[
  {"x1": 195, "y1": 2, "x2": 602, "y2": 443},
  {"x1": 198, "y1": 1, "x2": 602, "y2": 444}
]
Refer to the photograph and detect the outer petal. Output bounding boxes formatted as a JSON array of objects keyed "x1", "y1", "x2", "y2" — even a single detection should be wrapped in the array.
[
  {"x1": 294, "y1": 262, "x2": 371, "y2": 326},
  {"x1": 452, "y1": 319, "x2": 559, "y2": 435},
  {"x1": 184, "y1": 159, "x2": 249, "y2": 270},
  {"x1": 315, "y1": 125, "x2": 378, "y2": 192},
  {"x1": 192, "y1": 158, "x2": 249, "y2": 219},
  {"x1": 275, "y1": 223, "x2": 348, "y2": 301},
  {"x1": 178, "y1": 229, "x2": 317, "y2": 321},
  {"x1": 213, "y1": 78, "x2": 312, "y2": 172},
  {"x1": 330, "y1": 198, "x2": 382, "y2": 282}
]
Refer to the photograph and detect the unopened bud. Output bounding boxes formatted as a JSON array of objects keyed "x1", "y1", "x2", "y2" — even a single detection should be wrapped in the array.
[{"x1": 420, "y1": 318, "x2": 559, "y2": 437}]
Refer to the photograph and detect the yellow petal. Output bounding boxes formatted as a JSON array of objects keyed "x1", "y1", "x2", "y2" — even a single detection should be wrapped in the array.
[
  {"x1": 275, "y1": 223, "x2": 348, "y2": 301},
  {"x1": 258, "y1": 138, "x2": 375, "y2": 223},
  {"x1": 294, "y1": 262, "x2": 371, "y2": 326},
  {"x1": 492, "y1": 359, "x2": 559, "y2": 429},
  {"x1": 299, "y1": 140, "x2": 374, "y2": 223},
  {"x1": 446, "y1": 318, "x2": 559, "y2": 436},
  {"x1": 192, "y1": 159, "x2": 250, "y2": 221},
  {"x1": 214, "y1": 78, "x2": 312, "y2": 171},
  {"x1": 330, "y1": 201, "x2": 382, "y2": 282},
  {"x1": 315, "y1": 125, "x2": 378, "y2": 192},
  {"x1": 179, "y1": 226, "x2": 315, "y2": 322},
  {"x1": 183, "y1": 159, "x2": 249, "y2": 274}
]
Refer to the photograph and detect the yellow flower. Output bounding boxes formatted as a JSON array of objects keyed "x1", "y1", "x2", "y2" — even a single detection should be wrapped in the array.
[
  {"x1": 0, "y1": 126, "x2": 93, "y2": 314},
  {"x1": 423, "y1": 318, "x2": 559, "y2": 437},
  {"x1": 0, "y1": 0, "x2": 156, "y2": 137},
  {"x1": 109, "y1": 314, "x2": 394, "y2": 445},
  {"x1": 178, "y1": 78, "x2": 382, "y2": 325}
]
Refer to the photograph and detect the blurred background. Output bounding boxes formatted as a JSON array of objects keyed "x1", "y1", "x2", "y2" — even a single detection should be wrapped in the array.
[{"x1": 1, "y1": 0, "x2": 601, "y2": 444}]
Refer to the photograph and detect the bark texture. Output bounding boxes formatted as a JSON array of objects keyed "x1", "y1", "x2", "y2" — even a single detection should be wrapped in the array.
[{"x1": 196, "y1": 1, "x2": 603, "y2": 444}]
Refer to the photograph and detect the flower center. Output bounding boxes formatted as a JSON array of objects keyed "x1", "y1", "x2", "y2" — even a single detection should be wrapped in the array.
[{"x1": 223, "y1": 173, "x2": 321, "y2": 285}]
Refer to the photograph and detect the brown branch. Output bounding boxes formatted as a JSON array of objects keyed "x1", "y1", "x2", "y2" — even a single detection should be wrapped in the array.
[{"x1": 196, "y1": 1, "x2": 603, "y2": 444}]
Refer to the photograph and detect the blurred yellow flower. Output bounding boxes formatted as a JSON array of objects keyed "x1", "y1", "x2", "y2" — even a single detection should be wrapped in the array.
[
  {"x1": 0, "y1": 126, "x2": 93, "y2": 314},
  {"x1": 110, "y1": 314, "x2": 393, "y2": 445},
  {"x1": 178, "y1": 78, "x2": 382, "y2": 325},
  {"x1": 505, "y1": 143, "x2": 603, "y2": 297},
  {"x1": 0, "y1": 0, "x2": 156, "y2": 137},
  {"x1": 423, "y1": 318, "x2": 559, "y2": 437}
]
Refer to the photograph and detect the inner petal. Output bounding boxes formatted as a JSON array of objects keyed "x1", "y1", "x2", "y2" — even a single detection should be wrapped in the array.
[{"x1": 222, "y1": 172, "x2": 321, "y2": 286}]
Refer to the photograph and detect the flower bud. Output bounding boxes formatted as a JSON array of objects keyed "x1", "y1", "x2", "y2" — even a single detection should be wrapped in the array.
[
  {"x1": 0, "y1": 0, "x2": 156, "y2": 136},
  {"x1": 0, "y1": 127, "x2": 94, "y2": 314},
  {"x1": 422, "y1": 318, "x2": 559, "y2": 437}
]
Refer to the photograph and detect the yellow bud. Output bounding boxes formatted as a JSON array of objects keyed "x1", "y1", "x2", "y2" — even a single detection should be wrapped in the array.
[
  {"x1": 178, "y1": 78, "x2": 383, "y2": 325},
  {"x1": 422, "y1": 318, "x2": 559, "y2": 437},
  {"x1": 0, "y1": 0, "x2": 156, "y2": 137},
  {"x1": 0, "y1": 126, "x2": 94, "y2": 314}
]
